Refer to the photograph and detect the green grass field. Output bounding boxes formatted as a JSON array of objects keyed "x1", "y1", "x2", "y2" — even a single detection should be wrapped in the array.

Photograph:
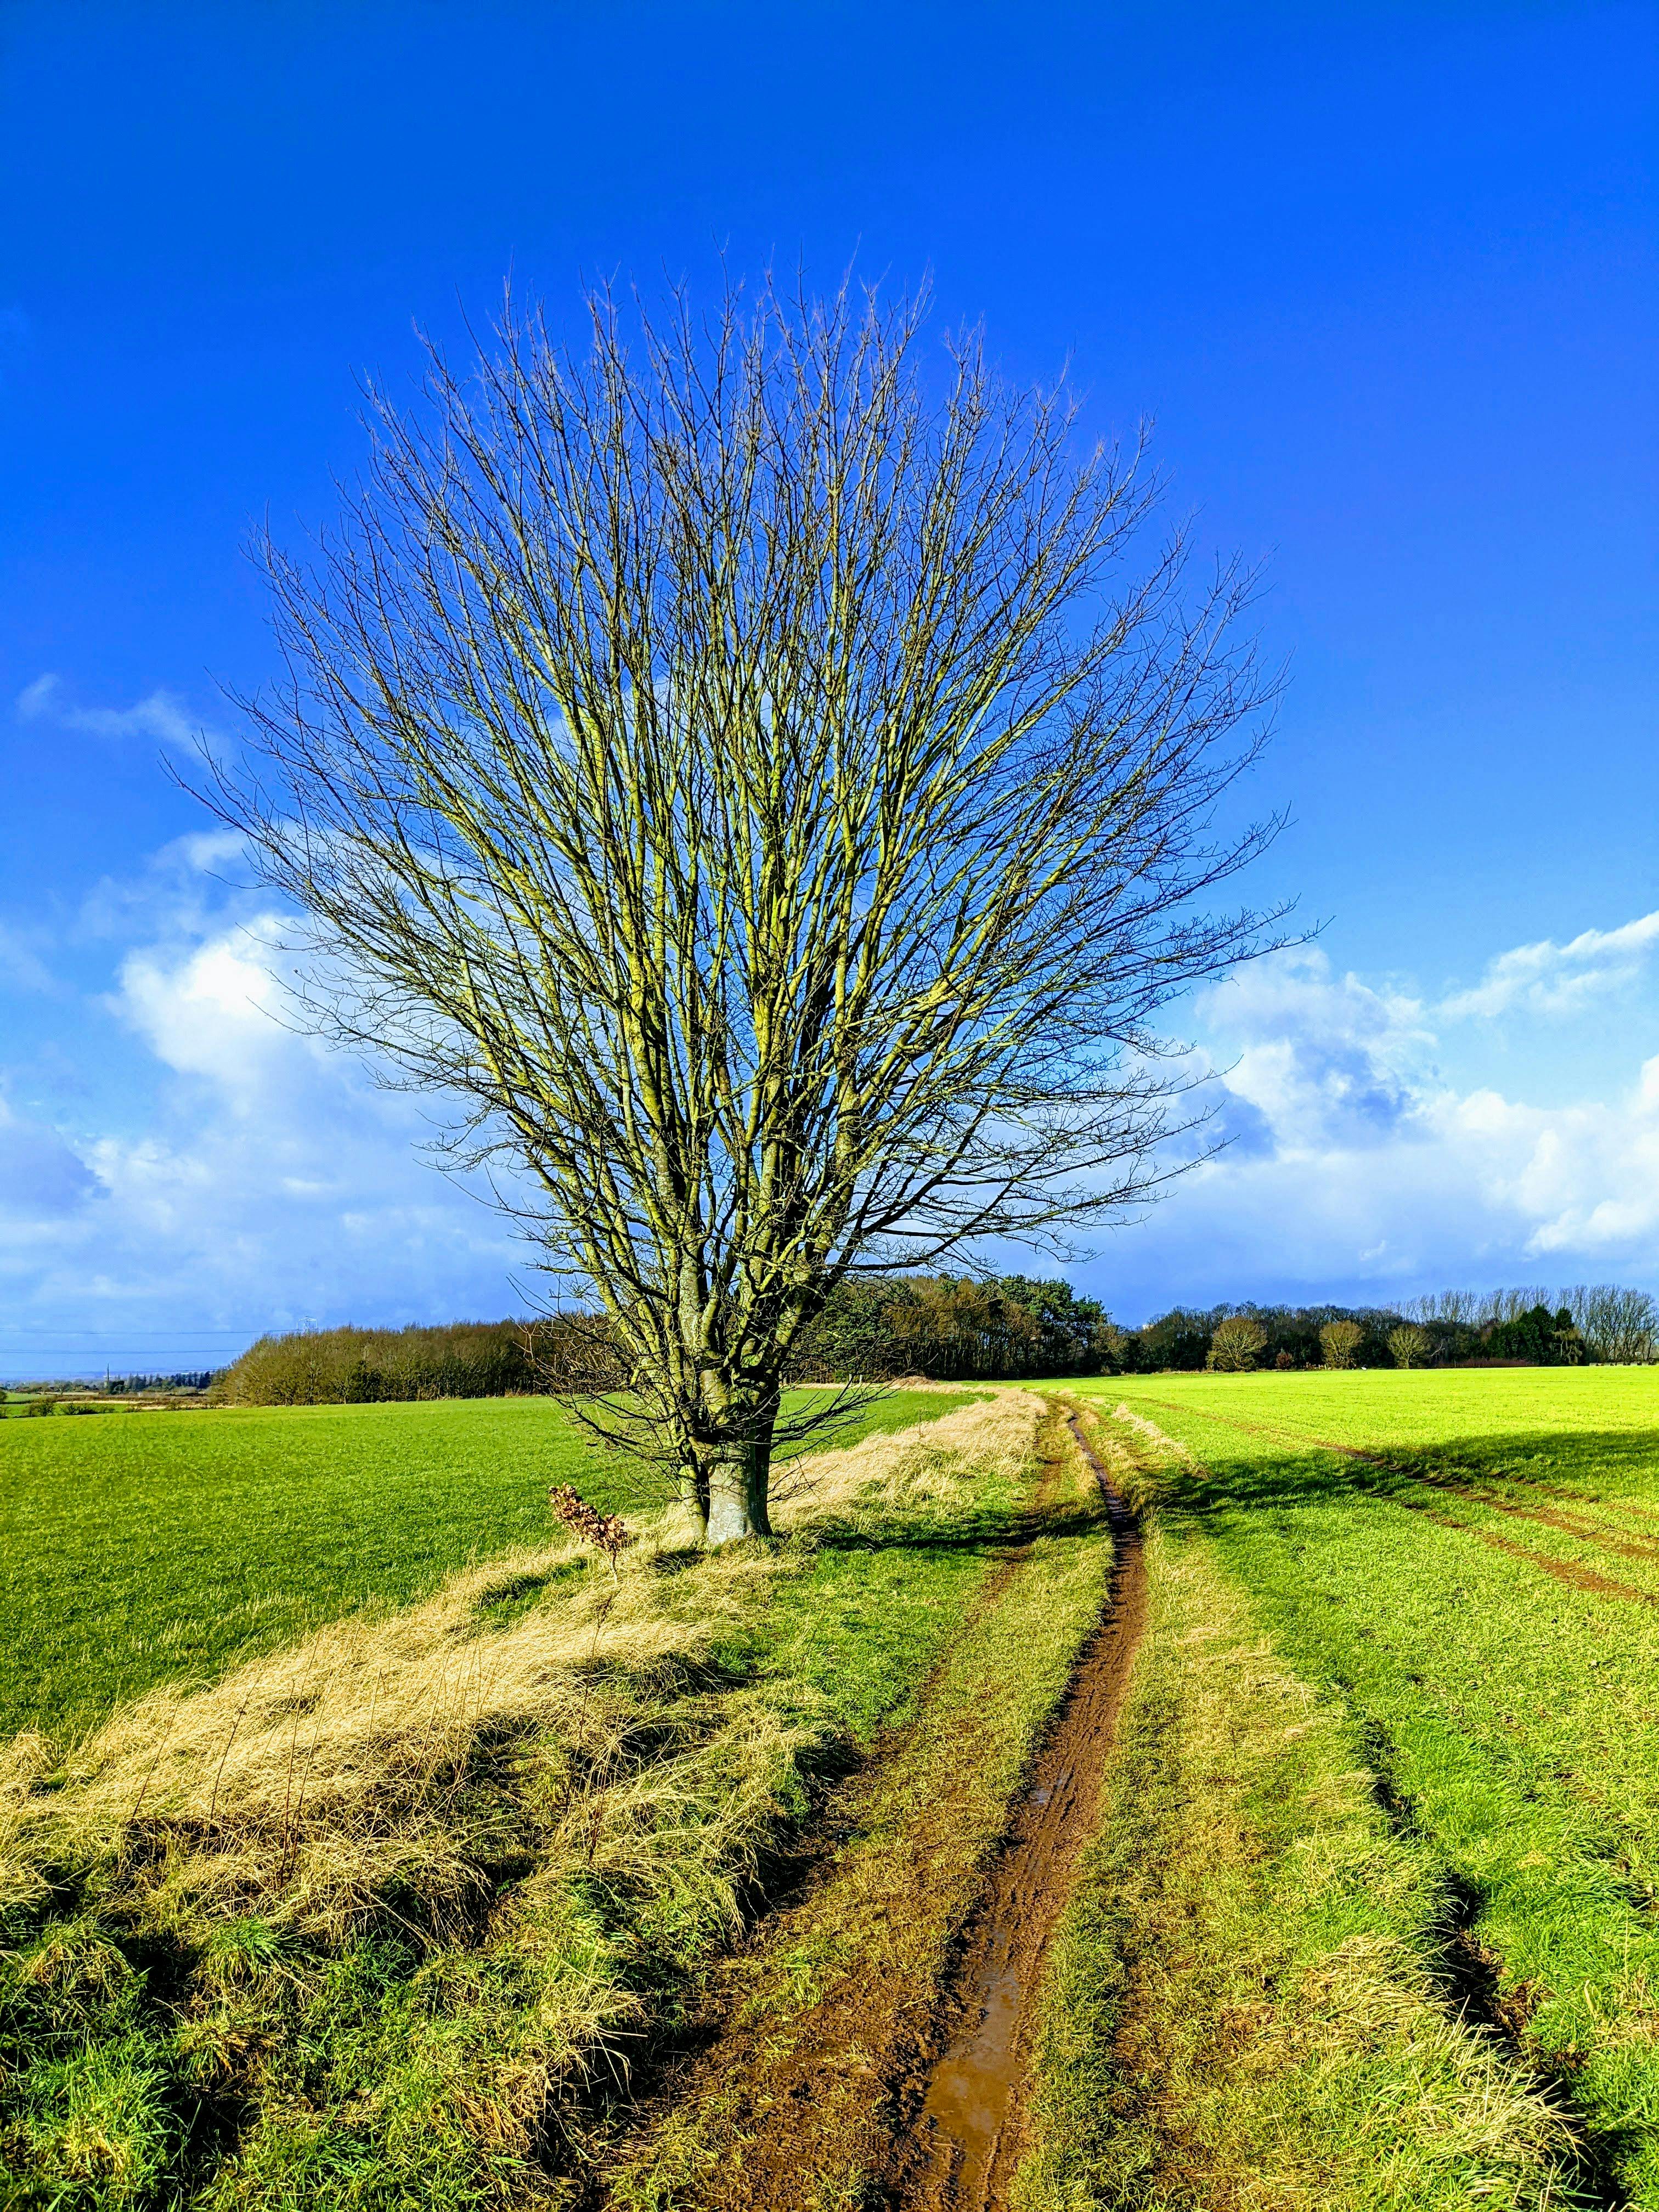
[
  {"x1": 12, "y1": 1365, "x2": 1659, "y2": 2207},
  {"x1": 1064, "y1": 1365, "x2": 1659, "y2": 2206},
  {"x1": 0, "y1": 1388, "x2": 972, "y2": 1742}
]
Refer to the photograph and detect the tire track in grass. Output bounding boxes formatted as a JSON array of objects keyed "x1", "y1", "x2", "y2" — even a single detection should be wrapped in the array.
[
  {"x1": 1455, "y1": 1494, "x2": 1659, "y2": 1565},
  {"x1": 1130, "y1": 1395, "x2": 1659, "y2": 1610},
  {"x1": 895, "y1": 1410, "x2": 1146, "y2": 2212},
  {"x1": 602, "y1": 1404, "x2": 1120, "y2": 2212},
  {"x1": 1411, "y1": 1505, "x2": 1659, "y2": 1606}
]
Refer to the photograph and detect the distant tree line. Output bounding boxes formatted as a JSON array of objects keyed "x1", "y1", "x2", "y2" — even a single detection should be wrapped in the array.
[
  {"x1": 788, "y1": 1276, "x2": 1120, "y2": 1381},
  {"x1": 1116, "y1": 1284, "x2": 1659, "y2": 1373},
  {"x1": 216, "y1": 1323, "x2": 539, "y2": 1405},
  {"x1": 215, "y1": 1280, "x2": 1659, "y2": 1404},
  {"x1": 1403, "y1": 1285, "x2": 1659, "y2": 1363},
  {"x1": 216, "y1": 1284, "x2": 1119, "y2": 1407},
  {"x1": 9, "y1": 1371, "x2": 219, "y2": 1397},
  {"x1": 105, "y1": 1371, "x2": 218, "y2": 1395}
]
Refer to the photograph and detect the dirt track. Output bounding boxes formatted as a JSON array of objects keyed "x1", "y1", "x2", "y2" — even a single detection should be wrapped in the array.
[
  {"x1": 894, "y1": 1410, "x2": 1147, "y2": 2210},
  {"x1": 603, "y1": 1403, "x2": 1147, "y2": 2211}
]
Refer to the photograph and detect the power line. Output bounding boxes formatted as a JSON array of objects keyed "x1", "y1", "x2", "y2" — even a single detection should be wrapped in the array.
[{"x1": 0, "y1": 1329, "x2": 256, "y2": 1338}]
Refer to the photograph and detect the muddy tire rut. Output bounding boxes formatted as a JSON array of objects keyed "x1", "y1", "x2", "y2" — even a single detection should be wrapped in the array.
[
  {"x1": 602, "y1": 1403, "x2": 1146, "y2": 2212},
  {"x1": 893, "y1": 1410, "x2": 1147, "y2": 2211}
]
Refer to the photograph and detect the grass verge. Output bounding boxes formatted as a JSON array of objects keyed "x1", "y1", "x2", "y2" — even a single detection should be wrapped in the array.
[
  {"x1": 0, "y1": 1391, "x2": 1028, "y2": 2210},
  {"x1": 1080, "y1": 1373, "x2": 1659, "y2": 2205}
]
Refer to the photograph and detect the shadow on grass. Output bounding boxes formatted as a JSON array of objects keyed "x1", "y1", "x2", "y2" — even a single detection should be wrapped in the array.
[
  {"x1": 639, "y1": 1499, "x2": 1102, "y2": 1572},
  {"x1": 805, "y1": 1500, "x2": 1104, "y2": 1555},
  {"x1": 1155, "y1": 1426, "x2": 1659, "y2": 1525}
]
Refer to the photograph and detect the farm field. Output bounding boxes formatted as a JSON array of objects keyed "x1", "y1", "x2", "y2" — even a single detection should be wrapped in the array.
[
  {"x1": 8, "y1": 1369, "x2": 1659, "y2": 2208},
  {"x1": 0, "y1": 1387, "x2": 972, "y2": 1742},
  {"x1": 1059, "y1": 1366, "x2": 1659, "y2": 2208}
]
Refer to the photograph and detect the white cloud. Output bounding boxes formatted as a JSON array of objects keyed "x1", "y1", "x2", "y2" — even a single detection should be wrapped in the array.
[
  {"x1": 1440, "y1": 910, "x2": 1659, "y2": 1020},
  {"x1": 1197, "y1": 951, "x2": 1433, "y2": 1151},
  {"x1": 115, "y1": 919, "x2": 300, "y2": 1094},
  {"x1": 11, "y1": 833, "x2": 1659, "y2": 1352},
  {"x1": 1092, "y1": 926, "x2": 1659, "y2": 1316},
  {"x1": 83, "y1": 917, "x2": 510, "y2": 1269},
  {"x1": 69, "y1": 689, "x2": 198, "y2": 748},
  {"x1": 15, "y1": 676, "x2": 199, "y2": 750},
  {"x1": 74, "y1": 832, "x2": 260, "y2": 955},
  {"x1": 0, "y1": 857, "x2": 524, "y2": 1367},
  {"x1": 16, "y1": 674, "x2": 60, "y2": 719},
  {"x1": 0, "y1": 1099, "x2": 95, "y2": 1216}
]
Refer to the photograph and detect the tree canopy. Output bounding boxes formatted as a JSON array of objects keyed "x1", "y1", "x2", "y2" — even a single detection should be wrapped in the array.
[{"x1": 202, "y1": 273, "x2": 1282, "y2": 1541}]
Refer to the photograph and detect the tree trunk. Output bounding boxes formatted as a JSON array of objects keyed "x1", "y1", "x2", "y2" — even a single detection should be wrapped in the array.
[
  {"x1": 676, "y1": 1465, "x2": 710, "y2": 1546},
  {"x1": 699, "y1": 1426, "x2": 775, "y2": 1546}
]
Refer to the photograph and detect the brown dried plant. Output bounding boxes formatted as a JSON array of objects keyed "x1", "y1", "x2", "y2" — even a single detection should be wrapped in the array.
[{"x1": 548, "y1": 1483, "x2": 636, "y2": 1581}]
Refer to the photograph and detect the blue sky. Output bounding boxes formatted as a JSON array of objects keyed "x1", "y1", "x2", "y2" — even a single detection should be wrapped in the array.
[{"x1": 1, "y1": 1, "x2": 1655, "y2": 1373}]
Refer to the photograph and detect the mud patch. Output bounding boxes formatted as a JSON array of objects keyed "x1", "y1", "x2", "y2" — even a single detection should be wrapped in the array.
[{"x1": 895, "y1": 1413, "x2": 1147, "y2": 2211}]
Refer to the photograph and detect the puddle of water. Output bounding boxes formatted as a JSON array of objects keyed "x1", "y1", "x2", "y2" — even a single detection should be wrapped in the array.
[{"x1": 921, "y1": 1950, "x2": 1024, "y2": 2209}]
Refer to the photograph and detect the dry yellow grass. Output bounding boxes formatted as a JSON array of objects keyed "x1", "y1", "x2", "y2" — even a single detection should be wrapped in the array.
[
  {"x1": 3, "y1": 1391, "x2": 1032, "y2": 1895},
  {"x1": 1, "y1": 1394, "x2": 1043, "y2": 2171},
  {"x1": 771, "y1": 1380, "x2": 1032, "y2": 1515}
]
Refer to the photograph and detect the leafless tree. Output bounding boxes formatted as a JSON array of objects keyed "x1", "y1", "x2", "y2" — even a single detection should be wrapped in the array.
[
  {"x1": 1321, "y1": 1319, "x2": 1364, "y2": 1369},
  {"x1": 199, "y1": 272, "x2": 1285, "y2": 1543},
  {"x1": 1408, "y1": 1283, "x2": 1658, "y2": 1365},
  {"x1": 1406, "y1": 1285, "x2": 1550, "y2": 1331},
  {"x1": 1206, "y1": 1314, "x2": 1267, "y2": 1372},
  {"x1": 1560, "y1": 1284, "x2": 1658, "y2": 1364},
  {"x1": 1405, "y1": 1290, "x2": 1482, "y2": 1329},
  {"x1": 1386, "y1": 1322, "x2": 1431, "y2": 1369}
]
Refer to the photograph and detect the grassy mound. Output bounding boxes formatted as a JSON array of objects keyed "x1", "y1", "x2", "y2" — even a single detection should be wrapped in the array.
[
  {"x1": 0, "y1": 1388, "x2": 973, "y2": 1740},
  {"x1": 0, "y1": 1393, "x2": 1036, "y2": 2209}
]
